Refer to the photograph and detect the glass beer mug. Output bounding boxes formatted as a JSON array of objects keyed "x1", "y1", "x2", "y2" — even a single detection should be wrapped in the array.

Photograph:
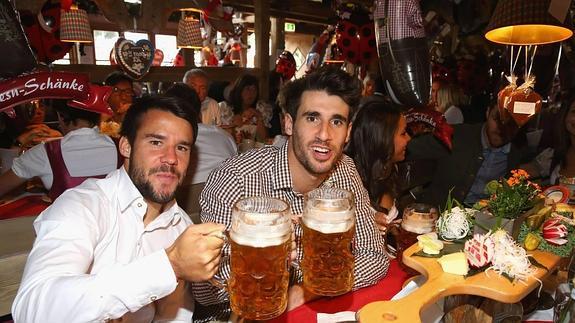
[
  {"x1": 397, "y1": 203, "x2": 438, "y2": 273},
  {"x1": 301, "y1": 187, "x2": 355, "y2": 296},
  {"x1": 227, "y1": 196, "x2": 292, "y2": 320}
]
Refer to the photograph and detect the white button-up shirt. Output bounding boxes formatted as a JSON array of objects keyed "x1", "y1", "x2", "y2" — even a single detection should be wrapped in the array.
[
  {"x1": 11, "y1": 127, "x2": 118, "y2": 189},
  {"x1": 12, "y1": 167, "x2": 194, "y2": 322}
]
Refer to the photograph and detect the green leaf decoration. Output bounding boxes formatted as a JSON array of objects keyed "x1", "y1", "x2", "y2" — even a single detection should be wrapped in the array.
[
  {"x1": 413, "y1": 250, "x2": 442, "y2": 258},
  {"x1": 518, "y1": 222, "x2": 575, "y2": 258},
  {"x1": 528, "y1": 256, "x2": 548, "y2": 271},
  {"x1": 466, "y1": 265, "x2": 489, "y2": 278}
]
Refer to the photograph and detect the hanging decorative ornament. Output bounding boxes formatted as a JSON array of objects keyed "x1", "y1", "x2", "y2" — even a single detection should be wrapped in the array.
[
  {"x1": 0, "y1": 0, "x2": 37, "y2": 79},
  {"x1": 405, "y1": 107, "x2": 454, "y2": 150},
  {"x1": 497, "y1": 74, "x2": 517, "y2": 124},
  {"x1": 201, "y1": 46, "x2": 219, "y2": 66},
  {"x1": 114, "y1": 38, "x2": 154, "y2": 80},
  {"x1": 226, "y1": 23, "x2": 245, "y2": 39},
  {"x1": 374, "y1": 0, "x2": 431, "y2": 108},
  {"x1": 497, "y1": 46, "x2": 544, "y2": 128},
  {"x1": 19, "y1": 1, "x2": 73, "y2": 65},
  {"x1": 335, "y1": 2, "x2": 376, "y2": 67},
  {"x1": 305, "y1": 25, "x2": 336, "y2": 74},
  {"x1": 507, "y1": 75, "x2": 543, "y2": 127},
  {"x1": 203, "y1": 0, "x2": 234, "y2": 34},
  {"x1": 275, "y1": 50, "x2": 297, "y2": 80}
]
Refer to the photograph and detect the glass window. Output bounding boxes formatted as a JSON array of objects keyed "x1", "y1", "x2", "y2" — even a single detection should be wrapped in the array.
[
  {"x1": 52, "y1": 52, "x2": 70, "y2": 65},
  {"x1": 124, "y1": 31, "x2": 149, "y2": 42},
  {"x1": 93, "y1": 30, "x2": 120, "y2": 65},
  {"x1": 155, "y1": 34, "x2": 178, "y2": 66}
]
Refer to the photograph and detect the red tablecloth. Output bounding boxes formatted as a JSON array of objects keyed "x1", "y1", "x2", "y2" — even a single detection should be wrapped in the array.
[
  {"x1": 0, "y1": 195, "x2": 50, "y2": 220},
  {"x1": 269, "y1": 259, "x2": 409, "y2": 322}
]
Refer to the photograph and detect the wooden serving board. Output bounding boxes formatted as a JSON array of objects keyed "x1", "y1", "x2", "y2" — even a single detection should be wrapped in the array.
[{"x1": 358, "y1": 243, "x2": 561, "y2": 322}]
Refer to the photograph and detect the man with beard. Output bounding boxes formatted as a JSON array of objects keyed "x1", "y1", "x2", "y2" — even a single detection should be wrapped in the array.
[
  {"x1": 13, "y1": 97, "x2": 225, "y2": 322},
  {"x1": 192, "y1": 66, "x2": 389, "y2": 321}
]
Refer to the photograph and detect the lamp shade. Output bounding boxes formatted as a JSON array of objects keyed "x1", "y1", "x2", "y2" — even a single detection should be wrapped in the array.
[
  {"x1": 177, "y1": 17, "x2": 203, "y2": 49},
  {"x1": 60, "y1": 7, "x2": 93, "y2": 43},
  {"x1": 485, "y1": 0, "x2": 573, "y2": 45}
]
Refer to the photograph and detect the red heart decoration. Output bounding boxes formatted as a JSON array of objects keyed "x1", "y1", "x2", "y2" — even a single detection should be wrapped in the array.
[{"x1": 114, "y1": 38, "x2": 154, "y2": 79}]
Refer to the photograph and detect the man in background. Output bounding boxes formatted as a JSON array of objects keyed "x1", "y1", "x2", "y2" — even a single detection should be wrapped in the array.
[
  {"x1": 0, "y1": 100, "x2": 118, "y2": 200},
  {"x1": 184, "y1": 68, "x2": 222, "y2": 126}
]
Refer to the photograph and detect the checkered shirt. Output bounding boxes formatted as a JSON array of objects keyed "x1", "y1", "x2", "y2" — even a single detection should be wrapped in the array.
[
  {"x1": 374, "y1": 0, "x2": 425, "y2": 43},
  {"x1": 191, "y1": 142, "x2": 389, "y2": 320}
]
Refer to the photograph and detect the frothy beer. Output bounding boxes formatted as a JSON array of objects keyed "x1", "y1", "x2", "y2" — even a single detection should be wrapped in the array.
[
  {"x1": 228, "y1": 197, "x2": 291, "y2": 320},
  {"x1": 302, "y1": 188, "x2": 355, "y2": 296}
]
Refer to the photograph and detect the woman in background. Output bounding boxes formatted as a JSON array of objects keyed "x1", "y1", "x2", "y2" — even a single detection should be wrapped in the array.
[
  {"x1": 219, "y1": 74, "x2": 272, "y2": 142},
  {"x1": 346, "y1": 100, "x2": 411, "y2": 233},
  {"x1": 435, "y1": 84, "x2": 467, "y2": 125}
]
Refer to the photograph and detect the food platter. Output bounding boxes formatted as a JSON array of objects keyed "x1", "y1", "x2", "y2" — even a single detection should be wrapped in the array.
[{"x1": 358, "y1": 243, "x2": 560, "y2": 322}]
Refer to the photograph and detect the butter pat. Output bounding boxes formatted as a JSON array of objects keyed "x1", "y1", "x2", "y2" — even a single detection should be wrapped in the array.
[{"x1": 437, "y1": 252, "x2": 469, "y2": 275}]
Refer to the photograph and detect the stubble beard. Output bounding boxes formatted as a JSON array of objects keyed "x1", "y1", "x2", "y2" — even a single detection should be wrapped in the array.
[
  {"x1": 129, "y1": 162, "x2": 182, "y2": 204},
  {"x1": 291, "y1": 130, "x2": 341, "y2": 177}
]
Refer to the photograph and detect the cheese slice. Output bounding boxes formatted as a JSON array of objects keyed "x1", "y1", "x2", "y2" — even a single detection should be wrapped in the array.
[{"x1": 437, "y1": 252, "x2": 469, "y2": 275}]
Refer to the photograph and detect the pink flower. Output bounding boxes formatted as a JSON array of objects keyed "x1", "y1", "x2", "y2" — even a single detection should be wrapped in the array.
[
  {"x1": 542, "y1": 218, "x2": 568, "y2": 245},
  {"x1": 464, "y1": 234, "x2": 495, "y2": 268}
]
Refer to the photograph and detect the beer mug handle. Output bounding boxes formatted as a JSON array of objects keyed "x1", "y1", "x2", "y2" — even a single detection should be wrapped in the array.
[{"x1": 209, "y1": 229, "x2": 230, "y2": 289}]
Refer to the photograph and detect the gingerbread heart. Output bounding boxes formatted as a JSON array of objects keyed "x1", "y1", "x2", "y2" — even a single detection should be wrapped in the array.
[
  {"x1": 507, "y1": 88, "x2": 542, "y2": 127},
  {"x1": 497, "y1": 85, "x2": 515, "y2": 124},
  {"x1": 114, "y1": 38, "x2": 154, "y2": 79}
]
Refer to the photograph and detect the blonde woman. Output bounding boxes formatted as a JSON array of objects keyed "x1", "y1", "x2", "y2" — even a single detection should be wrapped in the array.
[{"x1": 436, "y1": 84, "x2": 468, "y2": 124}]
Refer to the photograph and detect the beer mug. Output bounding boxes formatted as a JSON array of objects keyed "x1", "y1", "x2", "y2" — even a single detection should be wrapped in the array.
[
  {"x1": 397, "y1": 203, "x2": 438, "y2": 274},
  {"x1": 228, "y1": 196, "x2": 292, "y2": 320},
  {"x1": 301, "y1": 187, "x2": 355, "y2": 296}
]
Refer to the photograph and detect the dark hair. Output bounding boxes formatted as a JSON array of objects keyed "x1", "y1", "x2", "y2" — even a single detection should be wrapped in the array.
[
  {"x1": 346, "y1": 100, "x2": 402, "y2": 206},
  {"x1": 120, "y1": 96, "x2": 198, "y2": 145},
  {"x1": 105, "y1": 71, "x2": 133, "y2": 86},
  {"x1": 164, "y1": 82, "x2": 202, "y2": 120},
  {"x1": 229, "y1": 74, "x2": 259, "y2": 115},
  {"x1": 278, "y1": 65, "x2": 361, "y2": 121},
  {"x1": 53, "y1": 99, "x2": 100, "y2": 127}
]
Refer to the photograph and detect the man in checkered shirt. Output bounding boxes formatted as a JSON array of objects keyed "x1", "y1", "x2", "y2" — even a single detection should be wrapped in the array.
[{"x1": 192, "y1": 66, "x2": 389, "y2": 321}]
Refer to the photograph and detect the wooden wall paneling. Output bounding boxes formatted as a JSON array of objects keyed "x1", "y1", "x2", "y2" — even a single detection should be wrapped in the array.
[
  {"x1": 52, "y1": 64, "x2": 260, "y2": 84},
  {"x1": 254, "y1": 0, "x2": 270, "y2": 101}
]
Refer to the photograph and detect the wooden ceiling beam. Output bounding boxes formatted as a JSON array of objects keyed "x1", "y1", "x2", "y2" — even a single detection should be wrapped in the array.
[
  {"x1": 14, "y1": 0, "x2": 45, "y2": 13},
  {"x1": 92, "y1": 0, "x2": 132, "y2": 31},
  {"x1": 167, "y1": 0, "x2": 210, "y2": 10},
  {"x1": 225, "y1": 0, "x2": 335, "y2": 25},
  {"x1": 139, "y1": 0, "x2": 169, "y2": 34}
]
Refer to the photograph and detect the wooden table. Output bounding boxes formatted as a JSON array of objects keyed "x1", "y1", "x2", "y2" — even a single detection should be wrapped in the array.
[{"x1": 358, "y1": 243, "x2": 561, "y2": 322}]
